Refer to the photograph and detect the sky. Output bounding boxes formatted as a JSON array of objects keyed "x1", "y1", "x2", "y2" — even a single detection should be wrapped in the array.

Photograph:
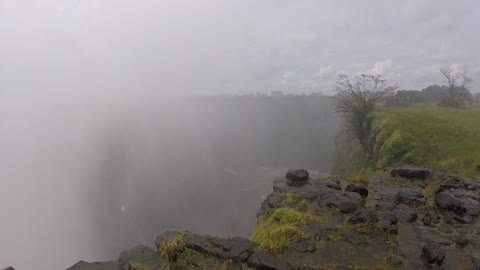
[{"x1": 0, "y1": 0, "x2": 479, "y2": 98}]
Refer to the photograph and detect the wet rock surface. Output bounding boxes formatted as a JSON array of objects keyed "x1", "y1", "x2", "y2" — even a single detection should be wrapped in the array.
[
  {"x1": 67, "y1": 167, "x2": 480, "y2": 270},
  {"x1": 285, "y1": 169, "x2": 309, "y2": 184},
  {"x1": 183, "y1": 234, "x2": 258, "y2": 262},
  {"x1": 391, "y1": 166, "x2": 432, "y2": 180}
]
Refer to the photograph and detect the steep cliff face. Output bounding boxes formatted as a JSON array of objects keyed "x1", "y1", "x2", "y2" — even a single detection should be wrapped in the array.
[{"x1": 62, "y1": 167, "x2": 480, "y2": 270}]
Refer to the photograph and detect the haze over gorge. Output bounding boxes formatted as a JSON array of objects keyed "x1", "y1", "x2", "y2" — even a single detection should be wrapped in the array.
[{"x1": 0, "y1": 94, "x2": 338, "y2": 269}]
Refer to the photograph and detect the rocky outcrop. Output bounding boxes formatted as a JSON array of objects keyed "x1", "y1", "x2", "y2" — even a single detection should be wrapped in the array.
[
  {"x1": 285, "y1": 169, "x2": 309, "y2": 184},
  {"x1": 391, "y1": 166, "x2": 432, "y2": 180},
  {"x1": 67, "y1": 167, "x2": 480, "y2": 270}
]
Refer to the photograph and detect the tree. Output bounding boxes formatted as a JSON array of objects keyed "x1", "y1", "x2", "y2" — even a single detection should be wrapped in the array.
[
  {"x1": 332, "y1": 74, "x2": 398, "y2": 154},
  {"x1": 439, "y1": 68, "x2": 472, "y2": 108}
]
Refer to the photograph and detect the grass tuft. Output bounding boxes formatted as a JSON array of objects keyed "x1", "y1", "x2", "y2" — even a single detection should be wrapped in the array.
[{"x1": 250, "y1": 207, "x2": 324, "y2": 254}]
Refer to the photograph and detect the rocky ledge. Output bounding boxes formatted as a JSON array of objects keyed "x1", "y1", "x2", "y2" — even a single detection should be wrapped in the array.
[{"x1": 65, "y1": 166, "x2": 480, "y2": 270}]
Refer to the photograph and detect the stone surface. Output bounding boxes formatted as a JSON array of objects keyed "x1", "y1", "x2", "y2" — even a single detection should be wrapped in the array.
[
  {"x1": 348, "y1": 209, "x2": 379, "y2": 224},
  {"x1": 183, "y1": 234, "x2": 258, "y2": 262},
  {"x1": 323, "y1": 191, "x2": 364, "y2": 213},
  {"x1": 396, "y1": 204, "x2": 418, "y2": 222},
  {"x1": 396, "y1": 186, "x2": 426, "y2": 206},
  {"x1": 391, "y1": 166, "x2": 432, "y2": 180},
  {"x1": 422, "y1": 242, "x2": 445, "y2": 265},
  {"x1": 247, "y1": 251, "x2": 293, "y2": 270},
  {"x1": 285, "y1": 169, "x2": 309, "y2": 183},
  {"x1": 118, "y1": 245, "x2": 166, "y2": 270},
  {"x1": 344, "y1": 183, "x2": 369, "y2": 199},
  {"x1": 66, "y1": 261, "x2": 125, "y2": 270}
]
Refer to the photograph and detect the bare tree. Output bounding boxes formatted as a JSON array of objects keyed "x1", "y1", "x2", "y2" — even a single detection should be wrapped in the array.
[
  {"x1": 440, "y1": 67, "x2": 472, "y2": 108},
  {"x1": 332, "y1": 74, "x2": 398, "y2": 153}
]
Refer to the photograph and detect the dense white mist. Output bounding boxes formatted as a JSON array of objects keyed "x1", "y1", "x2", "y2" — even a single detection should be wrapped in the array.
[{"x1": 0, "y1": 1, "x2": 478, "y2": 269}]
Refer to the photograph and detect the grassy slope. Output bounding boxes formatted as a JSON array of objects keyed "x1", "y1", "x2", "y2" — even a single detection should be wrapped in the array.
[{"x1": 370, "y1": 103, "x2": 480, "y2": 176}]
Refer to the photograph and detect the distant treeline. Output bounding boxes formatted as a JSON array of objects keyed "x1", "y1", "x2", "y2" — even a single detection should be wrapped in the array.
[{"x1": 385, "y1": 85, "x2": 479, "y2": 107}]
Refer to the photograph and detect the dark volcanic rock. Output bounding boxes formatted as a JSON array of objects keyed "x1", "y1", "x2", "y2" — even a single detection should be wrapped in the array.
[
  {"x1": 292, "y1": 239, "x2": 316, "y2": 252},
  {"x1": 2, "y1": 267, "x2": 15, "y2": 270},
  {"x1": 376, "y1": 199, "x2": 397, "y2": 211},
  {"x1": 391, "y1": 166, "x2": 432, "y2": 180},
  {"x1": 422, "y1": 242, "x2": 445, "y2": 265},
  {"x1": 118, "y1": 245, "x2": 166, "y2": 269},
  {"x1": 345, "y1": 183, "x2": 369, "y2": 199},
  {"x1": 435, "y1": 191, "x2": 465, "y2": 214},
  {"x1": 454, "y1": 235, "x2": 469, "y2": 248},
  {"x1": 305, "y1": 223, "x2": 336, "y2": 241},
  {"x1": 386, "y1": 256, "x2": 404, "y2": 269},
  {"x1": 396, "y1": 186, "x2": 426, "y2": 206},
  {"x1": 339, "y1": 228, "x2": 367, "y2": 246},
  {"x1": 422, "y1": 207, "x2": 441, "y2": 226},
  {"x1": 348, "y1": 209, "x2": 379, "y2": 224},
  {"x1": 396, "y1": 204, "x2": 418, "y2": 222},
  {"x1": 319, "y1": 178, "x2": 342, "y2": 190},
  {"x1": 324, "y1": 191, "x2": 364, "y2": 213},
  {"x1": 183, "y1": 234, "x2": 257, "y2": 262},
  {"x1": 66, "y1": 261, "x2": 125, "y2": 270},
  {"x1": 247, "y1": 251, "x2": 293, "y2": 270},
  {"x1": 273, "y1": 178, "x2": 331, "y2": 200},
  {"x1": 257, "y1": 192, "x2": 283, "y2": 217},
  {"x1": 286, "y1": 169, "x2": 309, "y2": 184}
]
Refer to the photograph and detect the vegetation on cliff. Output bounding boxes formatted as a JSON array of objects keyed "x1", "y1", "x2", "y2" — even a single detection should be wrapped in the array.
[{"x1": 333, "y1": 103, "x2": 480, "y2": 176}]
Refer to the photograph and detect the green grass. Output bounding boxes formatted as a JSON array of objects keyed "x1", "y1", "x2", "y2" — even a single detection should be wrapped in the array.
[
  {"x1": 159, "y1": 230, "x2": 188, "y2": 263},
  {"x1": 250, "y1": 206, "x2": 325, "y2": 254},
  {"x1": 371, "y1": 104, "x2": 480, "y2": 176}
]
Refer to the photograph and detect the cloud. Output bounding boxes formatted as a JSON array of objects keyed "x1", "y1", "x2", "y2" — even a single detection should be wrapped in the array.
[
  {"x1": 370, "y1": 59, "x2": 393, "y2": 75},
  {"x1": 0, "y1": 0, "x2": 479, "y2": 96}
]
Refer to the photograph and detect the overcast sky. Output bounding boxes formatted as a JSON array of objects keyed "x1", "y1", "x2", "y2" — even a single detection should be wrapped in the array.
[{"x1": 0, "y1": 0, "x2": 479, "y2": 98}]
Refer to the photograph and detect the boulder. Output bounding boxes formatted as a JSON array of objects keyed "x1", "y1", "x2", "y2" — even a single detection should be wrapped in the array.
[
  {"x1": 422, "y1": 242, "x2": 445, "y2": 265},
  {"x1": 324, "y1": 191, "x2": 364, "y2": 213},
  {"x1": 435, "y1": 191, "x2": 465, "y2": 214},
  {"x1": 396, "y1": 186, "x2": 426, "y2": 206},
  {"x1": 118, "y1": 245, "x2": 166, "y2": 269},
  {"x1": 338, "y1": 229, "x2": 367, "y2": 246},
  {"x1": 422, "y1": 207, "x2": 441, "y2": 226},
  {"x1": 391, "y1": 166, "x2": 432, "y2": 180},
  {"x1": 247, "y1": 251, "x2": 293, "y2": 270},
  {"x1": 183, "y1": 234, "x2": 257, "y2": 262},
  {"x1": 286, "y1": 169, "x2": 309, "y2": 184},
  {"x1": 2, "y1": 267, "x2": 15, "y2": 270},
  {"x1": 395, "y1": 204, "x2": 418, "y2": 222},
  {"x1": 348, "y1": 209, "x2": 379, "y2": 224},
  {"x1": 273, "y1": 178, "x2": 331, "y2": 200},
  {"x1": 257, "y1": 192, "x2": 283, "y2": 217},
  {"x1": 319, "y1": 178, "x2": 342, "y2": 190},
  {"x1": 66, "y1": 261, "x2": 125, "y2": 270},
  {"x1": 345, "y1": 183, "x2": 369, "y2": 199}
]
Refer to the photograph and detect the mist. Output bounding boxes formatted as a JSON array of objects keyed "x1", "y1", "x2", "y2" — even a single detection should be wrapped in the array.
[{"x1": 1, "y1": 1, "x2": 479, "y2": 269}]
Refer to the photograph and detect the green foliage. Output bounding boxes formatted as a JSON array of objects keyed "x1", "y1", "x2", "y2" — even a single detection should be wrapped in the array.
[
  {"x1": 159, "y1": 231, "x2": 187, "y2": 263},
  {"x1": 250, "y1": 207, "x2": 324, "y2": 254},
  {"x1": 281, "y1": 193, "x2": 299, "y2": 205},
  {"x1": 370, "y1": 105, "x2": 480, "y2": 175},
  {"x1": 327, "y1": 233, "x2": 345, "y2": 241},
  {"x1": 331, "y1": 124, "x2": 368, "y2": 174},
  {"x1": 375, "y1": 130, "x2": 415, "y2": 167},
  {"x1": 175, "y1": 248, "x2": 199, "y2": 268}
]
